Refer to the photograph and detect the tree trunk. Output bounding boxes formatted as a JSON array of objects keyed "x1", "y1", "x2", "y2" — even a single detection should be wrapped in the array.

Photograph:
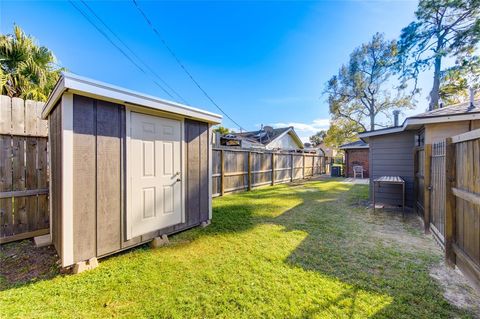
[
  {"x1": 429, "y1": 38, "x2": 444, "y2": 111},
  {"x1": 370, "y1": 114, "x2": 375, "y2": 131}
]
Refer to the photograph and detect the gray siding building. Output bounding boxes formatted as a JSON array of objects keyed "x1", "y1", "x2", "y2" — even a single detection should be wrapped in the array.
[{"x1": 368, "y1": 131, "x2": 415, "y2": 207}]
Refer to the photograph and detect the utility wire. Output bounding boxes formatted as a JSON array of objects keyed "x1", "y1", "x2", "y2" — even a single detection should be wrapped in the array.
[
  {"x1": 68, "y1": 0, "x2": 179, "y2": 101},
  {"x1": 131, "y1": 0, "x2": 245, "y2": 131},
  {"x1": 79, "y1": 0, "x2": 189, "y2": 105}
]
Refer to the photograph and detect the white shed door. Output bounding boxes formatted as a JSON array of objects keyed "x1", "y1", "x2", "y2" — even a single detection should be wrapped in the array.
[{"x1": 130, "y1": 112, "x2": 182, "y2": 238}]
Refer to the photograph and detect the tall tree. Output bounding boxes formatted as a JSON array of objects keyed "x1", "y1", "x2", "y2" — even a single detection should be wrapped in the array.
[
  {"x1": 325, "y1": 33, "x2": 413, "y2": 131},
  {"x1": 323, "y1": 119, "x2": 363, "y2": 148},
  {"x1": 309, "y1": 130, "x2": 326, "y2": 146},
  {"x1": 0, "y1": 25, "x2": 62, "y2": 101},
  {"x1": 439, "y1": 53, "x2": 480, "y2": 104},
  {"x1": 397, "y1": 0, "x2": 480, "y2": 110}
]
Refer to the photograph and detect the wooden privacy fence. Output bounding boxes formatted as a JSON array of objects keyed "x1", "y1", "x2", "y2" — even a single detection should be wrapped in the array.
[
  {"x1": 0, "y1": 95, "x2": 49, "y2": 244},
  {"x1": 212, "y1": 148, "x2": 326, "y2": 196},
  {"x1": 444, "y1": 129, "x2": 480, "y2": 286}
]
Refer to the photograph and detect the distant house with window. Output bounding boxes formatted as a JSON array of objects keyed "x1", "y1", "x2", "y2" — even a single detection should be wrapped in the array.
[{"x1": 220, "y1": 126, "x2": 304, "y2": 151}]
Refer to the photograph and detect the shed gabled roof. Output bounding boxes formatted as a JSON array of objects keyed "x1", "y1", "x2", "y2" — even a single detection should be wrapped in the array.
[
  {"x1": 339, "y1": 140, "x2": 369, "y2": 150},
  {"x1": 42, "y1": 72, "x2": 222, "y2": 124},
  {"x1": 358, "y1": 99, "x2": 480, "y2": 140}
]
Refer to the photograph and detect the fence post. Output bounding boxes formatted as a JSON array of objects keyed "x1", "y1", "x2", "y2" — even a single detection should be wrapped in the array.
[
  {"x1": 220, "y1": 149, "x2": 225, "y2": 196},
  {"x1": 444, "y1": 137, "x2": 456, "y2": 267},
  {"x1": 247, "y1": 151, "x2": 252, "y2": 191},
  {"x1": 424, "y1": 144, "x2": 432, "y2": 233},
  {"x1": 290, "y1": 153, "x2": 294, "y2": 182},
  {"x1": 271, "y1": 152, "x2": 275, "y2": 186},
  {"x1": 302, "y1": 154, "x2": 305, "y2": 179}
]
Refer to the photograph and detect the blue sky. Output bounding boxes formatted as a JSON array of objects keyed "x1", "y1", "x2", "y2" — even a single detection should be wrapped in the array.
[{"x1": 1, "y1": 0, "x2": 435, "y2": 141}]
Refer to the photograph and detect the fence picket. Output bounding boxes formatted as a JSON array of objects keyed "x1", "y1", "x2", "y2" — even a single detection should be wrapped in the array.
[
  {"x1": 450, "y1": 129, "x2": 480, "y2": 287},
  {"x1": 25, "y1": 100, "x2": 37, "y2": 135},
  {"x1": 0, "y1": 135, "x2": 13, "y2": 237},
  {"x1": 0, "y1": 95, "x2": 12, "y2": 134},
  {"x1": 11, "y1": 98, "x2": 25, "y2": 135}
]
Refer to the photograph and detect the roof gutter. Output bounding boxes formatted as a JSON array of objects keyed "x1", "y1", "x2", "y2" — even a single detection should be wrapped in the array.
[{"x1": 358, "y1": 111, "x2": 480, "y2": 140}]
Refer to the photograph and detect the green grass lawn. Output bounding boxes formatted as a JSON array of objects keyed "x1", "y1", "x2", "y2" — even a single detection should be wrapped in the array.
[{"x1": 0, "y1": 179, "x2": 472, "y2": 318}]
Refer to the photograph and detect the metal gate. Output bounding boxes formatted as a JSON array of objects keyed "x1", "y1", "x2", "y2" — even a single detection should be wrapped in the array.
[
  {"x1": 414, "y1": 147, "x2": 425, "y2": 218},
  {"x1": 430, "y1": 140, "x2": 446, "y2": 244}
]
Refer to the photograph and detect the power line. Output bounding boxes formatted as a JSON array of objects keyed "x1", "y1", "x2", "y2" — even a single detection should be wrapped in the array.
[
  {"x1": 131, "y1": 0, "x2": 245, "y2": 131},
  {"x1": 78, "y1": 0, "x2": 189, "y2": 105},
  {"x1": 68, "y1": 0, "x2": 179, "y2": 102}
]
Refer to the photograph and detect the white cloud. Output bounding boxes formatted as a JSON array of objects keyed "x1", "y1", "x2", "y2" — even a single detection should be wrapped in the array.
[{"x1": 270, "y1": 118, "x2": 330, "y2": 143}]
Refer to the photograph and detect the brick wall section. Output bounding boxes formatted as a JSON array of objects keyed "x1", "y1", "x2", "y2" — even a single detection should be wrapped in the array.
[{"x1": 345, "y1": 149, "x2": 369, "y2": 178}]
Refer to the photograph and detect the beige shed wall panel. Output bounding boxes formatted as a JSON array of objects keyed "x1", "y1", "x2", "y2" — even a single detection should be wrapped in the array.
[{"x1": 425, "y1": 121, "x2": 476, "y2": 144}]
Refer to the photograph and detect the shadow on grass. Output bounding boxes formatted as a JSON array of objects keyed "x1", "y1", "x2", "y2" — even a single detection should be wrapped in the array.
[
  {"x1": 204, "y1": 180, "x2": 467, "y2": 317},
  {"x1": 0, "y1": 180, "x2": 470, "y2": 318},
  {"x1": 269, "y1": 184, "x2": 466, "y2": 318}
]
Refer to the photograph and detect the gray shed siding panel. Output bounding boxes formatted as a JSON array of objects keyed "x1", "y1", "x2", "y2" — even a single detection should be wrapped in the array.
[
  {"x1": 369, "y1": 131, "x2": 415, "y2": 208},
  {"x1": 49, "y1": 102, "x2": 62, "y2": 254}
]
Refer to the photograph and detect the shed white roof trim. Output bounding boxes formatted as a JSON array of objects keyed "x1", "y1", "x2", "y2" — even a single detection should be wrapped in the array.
[
  {"x1": 42, "y1": 73, "x2": 222, "y2": 124},
  {"x1": 358, "y1": 112, "x2": 480, "y2": 139}
]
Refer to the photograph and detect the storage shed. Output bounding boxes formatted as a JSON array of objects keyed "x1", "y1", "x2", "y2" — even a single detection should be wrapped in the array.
[{"x1": 42, "y1": 73, "x2": 222, "y2": 267}]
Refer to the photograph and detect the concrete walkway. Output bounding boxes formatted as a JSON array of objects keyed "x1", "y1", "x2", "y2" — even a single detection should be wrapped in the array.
[{"x1": 342, "y1": 177, "x2": 370, "y2": 185}]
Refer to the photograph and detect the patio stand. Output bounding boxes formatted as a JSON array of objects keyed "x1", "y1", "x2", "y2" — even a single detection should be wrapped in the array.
[{"x1": 372, "y1": 176, "x2": 405, "y2": 218}]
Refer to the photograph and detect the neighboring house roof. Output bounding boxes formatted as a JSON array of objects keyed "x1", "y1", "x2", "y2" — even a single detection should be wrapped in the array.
[
  {"x1": 317, "y1": 142, "x2": 336, "y2": 157},
  {"x1": 339, "y1": 140, "x2": 369, "y2": 150},
  {"x1": 231, "y1": 126, "x2": 304, "y2": 149},
  {"x1": 42, "y1": 72, "x2": 222, "y2": 124},
  {"x1": 303, "y1": 146, "x2": 326, "y2": 155},
  {"x1": 358, "y1": 100, "x2": 480, "y2": 140},
  {"x1": 411, "y1": 100, "x2": 479, "y2": 118}
]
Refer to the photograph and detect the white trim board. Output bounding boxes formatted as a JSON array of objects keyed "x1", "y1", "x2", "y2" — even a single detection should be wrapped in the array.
[
  {"x1": 61, "y1": 93, "x2": 74, "y2": 267},
  {"x1": 42, "y1": 73, "x2": 222, "y2": 124},
  {"x1": 359, "y1": 113, "x2": 480, "y2": 139}
]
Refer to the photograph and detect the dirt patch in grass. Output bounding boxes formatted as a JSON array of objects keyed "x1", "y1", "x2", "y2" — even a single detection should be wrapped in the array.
[
  {"x1": 353, "y1": 201, "x2": 480, "y2": 317},
  {"x1": 0, "y1": 240, "x2": 61, "y2": 290},
  {"x1": 430, "y1": 263, "x2": 480, "y2": 317}
]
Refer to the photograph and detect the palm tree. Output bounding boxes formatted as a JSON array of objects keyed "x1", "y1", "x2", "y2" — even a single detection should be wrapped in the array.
[{"x1": 0, "y1": 25, "x2": 63, "y2": 101}]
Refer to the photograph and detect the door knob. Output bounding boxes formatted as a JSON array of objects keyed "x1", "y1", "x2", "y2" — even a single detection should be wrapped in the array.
[{"x1": 176, "y1": 178, "x2": 181, "y2": 182}]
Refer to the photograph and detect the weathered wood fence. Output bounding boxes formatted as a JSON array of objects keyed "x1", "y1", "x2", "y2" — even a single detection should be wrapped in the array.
[
  {"x1": 444, "y1": 129, "x2": 480, "y2": 286},
  {"x1": 0, "y1": 95, "x2": 49, "y2": 244},
  {"x1": 212, "y1": 148, "x2": 327, "y2": 197}
]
